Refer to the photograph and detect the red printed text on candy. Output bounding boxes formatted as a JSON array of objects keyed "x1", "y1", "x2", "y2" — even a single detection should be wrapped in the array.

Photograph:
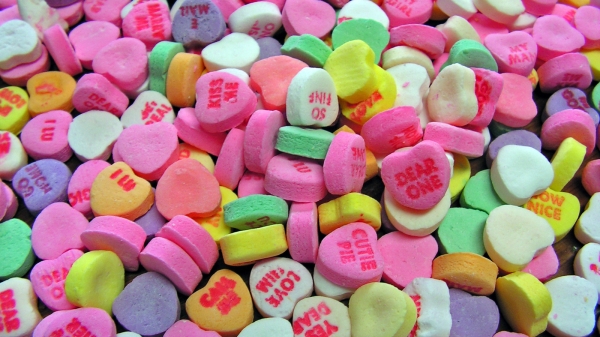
[
  {"x1": 525, "y1": 190, "x2": 564, "y2": 220},
  {"x1": 15, "y1": 163, "x2": 52, "y2": 198},
  {"x1": 206, "y1": 79, "x2": 239, "y2": 109},
  {"x1": 88, "y1": 0, "x2": 106, "y2": 13},
  {"x1": 588, "y1": 252, "x2": 600, "y2": 276},
  {"x1": 199, "y1": 276, "x2": 241, "y2": 315},
  {"x1": 35, "y1": 83, "x2": 62, "y2": 97},
  {"x1": 140, "y1": 101, "x2": 172, "y2": 124},
  {"x1": 385, "y1": 0, "x2": 416, "y2": 17},
  {"x1": 0, "y1": 132, "x2": 11, "y2": 158},
  {"x1": 49, "y1": 318, "x2": 97, "y2": 337},
  {"x1": 293, "y1": 162, "x2": 312, "y2": 173},
  {"x1": 109, "y1": 168, "x2": 137, "y2": 192},
  {"x1": 244, "y1": 215, "x2": 275, "y2": 229},
  {"x1": 248, "y1": 21, "x2": 276, "y2": 38},
  {"x1": 0, "y1": 88, "x2": 26, "y2": 117},
  {"x1": 134, "y1": 2, "x2": 166, "y2": 39},
  {"x1": 336, "y1": 228, "x2": 377, "y2": 272},
  {"x1": 255, "y1": 268, "x2": 301, "y2": 308},
  {"x1": 474, "y1": 73, "x2": 491, "y2": 117},
  {"x1": 507, "y1": 44, "x2": 535, "y2": 65},
  {"x1": 0, "y1": 289, "x2": 20, "y2": 333},
  {"x1": 82, "y1": 93, "x2": 120, "y2": 116},
  {"x1": 561, "y1": 89, "x2": 591, "y2": 111},
  {"x1": 348, "y1": 91, "x2": 382, "y2": 122},
  {"x1": 179, "y1": 4, "x2": 209, "y2": 16},
  {"x1": 557, "y1": 73, "x2": 584, "y2": 88},
  {"x1": 203, "y1": 207, "x2": 223, "y2": 228},
  {"x1": 69, "y1": 188, "x2": 90, "y2": 206},
  {"x1": 408, "y1": 295, "x2": 422, "y2": 337},
  {"x1": 394, "y1": 158, "x2": 443, "y2": 200},
  {"x1": 388, "y1": 124, "x2": 421, "y2": 149},
  {"x1": 40, "y1": 119, "x2": 56, "y2": 142},
  {"x1": 293, "y1": 301, "x2": 339, "y2": 337},
  {"x1": 350, "y1": 147, "x2": 366, "y2": 178},
  {"x1": 38, "y1": 267, "x2": 69, "y2": 300}
]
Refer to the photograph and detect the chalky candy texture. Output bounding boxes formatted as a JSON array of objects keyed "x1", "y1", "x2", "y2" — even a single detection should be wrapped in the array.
[
  {"x1": 223, "y1": 194, "x2": 288, "y2": 231},
  {"x1": 172, "y1": 0, "x2": 226, "y2": 47},
  {"x1": 275, "y1": 126, "x2": 334, "y2": 160},
  {"x1": 12, "y1": 159, "x2": 71, "y2": 215},
  {"x1": 0, "y1": 219, "x2": 34, "y2": 280},
  {"x1": 31, "y1": 202, "x2": 88, "y2": 260},
  {"x1": 449, "y1": 289, "x2": 500, "y2": 337},
  {"x1": 544, "y1": 87, "x2": 600, "y2": 126},
  {"x1": 438, "y1": 207, "x2": 488, "y2": 255},
  {"x1": 485, "y1": 130, "x2": 541, "y2": 168}
]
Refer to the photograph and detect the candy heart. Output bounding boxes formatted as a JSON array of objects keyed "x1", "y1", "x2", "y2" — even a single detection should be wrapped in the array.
[
  {"x1": 155, "y1": 158, "x2": 221, "y2": 220},
  {"x1": 404, "y1": 278, "x2": 453, "y2": 337},
  {"x1": 72, "y1": 73, "x2": 129, "y2": 116},
  {"x1": 316, "y1": 222, "x2": 384, "y2": 289},
  {"x1": 437, "y1": 207, "x2": 488, "y2": 256},
  {"x1": 113, "y1": 122, "x2": 179, "y2": 181},
  {"x1": 484, "y1": 205, "x2": 555, "y2": 272},
  {"x1": 67, "y1": 160, "x2": 111, "y2": 218},
  {"x1": 574, "y1": 242, "x2": 600, "y2": 303},
  {"x1": 521, "y1": 246, "x2": 559, "y2": 282},
  {"x1": 381, "y1": 140, "x2": 451, "y2": 210},
  {"x1": 68, "y1": 21, "x2": 121, "y2": 70},
  {"x1": 544, "y1": 276, "x2": 597, "y2": 337},
  {"x1": 195, "y1": 71, "x2": 257, "y2": 133},
  {"x1": 122, "y1": 1, "x2": 172, "y2": 51},
  {"x1": 29, "y1": 249, "x2": 83, "y2": 311},
  {"x1": 164, "y1": 320, "x2": 222, "y2": 337},
  {"x1": 0, "y1": 86, "x2": 29, "y2": 135},
  {"x1": 31, "y1": 202, "x2": 88, "y2": 260},
  {"x1": 20, "y1": 110, "x2": 73, "y2": 162},
  {"x1": 427, "y1": 63, "x2": 478, "y2": 126},
  {"x1": 92, "y1": 38, "x2": 149, "y2": 92},
  {"x1": 201, "y1": 32, "x2": 260, "y2": 73},
  {"x1": 332, "y1": 19, "x2": 389, "y2": 65},
  {"x1": 68, "y1": 110, "x2": 123, "y2": 162},
  {"x1": 292, "y1": 296, "x2": 351, "y2": 337},
  {"x1": 250, "y1": 55, "x2": 308, "y2": 111},
  {"x1": 186, "y1": 269, "x2": 253, "y2": 337},
  {"x1": 484, "y1": 31, "x2": 537, "y2": 77},
  {"x1": 523, "y1": 188, "x2": 579, "y2": 241},
  {"x1": 0, "y1": 20, "x2": 42, "y2": 70},
  {"x1": 286, "y1": 67, "x2": 339, "y2": 128},
  {"x1": 490, "y1": 144, "x2": 554, "y2": 206},
  {"x1": 0, "y1": 130, "x2": 28, "y2": 181},
  {"x1": 172, "y1": 0, "x2": 226, "y2": 48},
  {"x1": 90, "y1": 161, "x2": 154, "y2": 220},
  {"x1": 0, "y1": 219, "x2": 34, "y2": 280},
  {"x1": 377, "y1": 231, "x2": 438, "y2": 289},
  {"x1": 575, "y1": 193, "x2": 600, "y2": 244},
  {"x1": 26, "y1": 71, "x2": 76, "y2": 117},
  {"x1": 459, "y1": 169, "x2": 505, "y2": 214},
  {"x1": 12, "y1": 159, "x2": 71, "y2": 215},
  {"x1": 39, "y1": 307, "x2": 117, "y2": 337},
  {"x1": 120, "y1": 90, "x2": 175, "y2": 127},
  {"x1": 17, "y1": 0, "x2": 67, "y2": 38},
  {"x1": 448, "y1": 289, "x2": 500, "y2": 337},
  {"x1": 249, "y1": 257, "x2": 313, "y2": 319},
  {"x1": 281, "y1": 0, "x2": 336, "y2": 38},
  {"x1": 0, "y1": 277, "x2": 42, "y2": 337},
  {"x1": 238, "y1": 317, "x2": 294, "y2": 337}
]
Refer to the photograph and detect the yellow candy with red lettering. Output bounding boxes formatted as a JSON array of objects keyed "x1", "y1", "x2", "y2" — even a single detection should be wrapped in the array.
[
  {"x1": 0, "y1": 86, "x2": 29, "y2": 134},
  {"x1": 26, "y1": 71, "x2": 76, "y2": 117},
  {"x1": 318, "y1": 192, "x2": 381, "y2": 234},
  {"x1": 524, "y1": 188, "x2": 580, "y2": 241}
]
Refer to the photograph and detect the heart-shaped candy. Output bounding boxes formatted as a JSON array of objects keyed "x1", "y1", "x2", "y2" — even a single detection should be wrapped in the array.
[
  {"x1": 292, "y1": 296, "x2": 351, "y2": 337},
  {"x1": 0, "y1": 20, "x2": 42, "y2": 70},
  {"x1": 26, "y1": 71, "x2": 76, "y2": 117},
  {"x1": 381, "y1": 140, "x2": 451, "y2": 210},
  {"x1": 0, "y1": 130, "x2": 28, "y2": 181},
  {"x1": 574, "y1": 242, "x2": 600, "y2": 303},
  {"x1": 68, "y1": 110, "x2": 123, "y2": 162},
  {"x1": 12, "y1": 159, "x2": 71, "y2": 215},
  {"x1": 449, "y1": 289, "x2": 500, "y2": 337},
  {"x1": 0, "y1": 86, "x2": 30, "y2": 135},
  {"x1": 575, "y1": 193, "x2": 600, "y2": 244},
  {"x1": 484, "y1": 31, "x2": 537, "y2": 77},
  {"x1": 286, "y1": 68, "x2": 339, "y2": 128},
  {"x1": 0, "y1": 277, "x2": 42, "y2": 336},
  {"x1": 239, "y1": 318, "x2": 293, "y2": 337},
  {"x1": 0, "y1": 219, "x2": 34, "y2": 280},
  {"x1": 31, "y1": 202, "x2": 88, "y2": 260},
  {"x1": 201, "y1": 33, "x2": 260, "y2": 73},
  {"x1": 20, "y1": 110, "x2": 72, "y2": 162},
  {"x1": 172, "y1": 0, "x2": 226, "y2": 47},
  {"x1": 545, "y1": 276, "x2": 597, "y2": 337},
  {"x1": 121, "y1": 90, "x2": 175, "y2": 127},
  {"x1": 92, "y1": 38, "x2": 148, "y2": 92},
  {"x1": 250, "y1": 55, "x2": 308, "y2": 111},
  {"x1": 524, "y1": 188, "x2": 579, "y2": 241},
  {"x1": 281, "y1": 0, "x2": 336, "y2": 38}
]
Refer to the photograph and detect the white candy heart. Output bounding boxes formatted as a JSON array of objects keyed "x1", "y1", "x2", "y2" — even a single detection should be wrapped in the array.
[
  {"x1": 484, "y1": 205, "x2": 555, "y2": 272},
  {"x1": 491, "y1": 144, "x2": 554, "y2": 206},
  {"x1": 286, "y1": 68, "x2": 339, "y2": 128},
  {"x1": 17, "y1": 0, "x2": 67, "y2": 38},
  {"x1": 403, "y1": 278, "x2": 452, "y2": 337},
  {"x1": 201, "y1": 32, "x2": 260, "y2": 73},
  {"x1": 0, "y1": 20, "x2": 42, "y2": 70},
  {"x1": 217, "y1": 68, "x2": 250, "y2": 85},
  {"x1": 575, "y1": 193, "x2": 600, "y2": 244},
  {"x1": 292, "y1": 296, "x2": 352, "y2": 337},
  {"x1": 67, "y1": 111, "x2": 123, "y2": 162},
  {"x1": 0, "y1": 277, "x2": 42, "y2": 337},
  {"x1": 228, "y1": 1, "x2": 282, "y2": 39},
  {"x1": 0, "y1": 131, "x2": 28, "y2": 181},
  {"x1": 386, "y1": 63, "x2": 430, "y2": 116},
  {"x1": 249, "y1": 257, "x2": 313, "y2": 319},
  {"x1": 574, "y1": 242, "x2": 600, "y2": 304},
  {"x1": 427, "y1": 63, "x2": 478, "y2": 126},
  {"x1": 313, "y1": 267, "x2": 356, "y2": 301},
  {"x1": 238, "y1": 317, "x2": 294, "y2": 337},
  {"x1": 436, "y1": 0, "x2": 477, "y2": 18},
  {"x1": 545, "y1": 276, "x2": 597, "y2": 337},
  {"x1": 121, "y1": 90, "x2": 175, "y2": 128},
  {"x1": 337, "y1": 0, "x2": 389, "y2": 29}
]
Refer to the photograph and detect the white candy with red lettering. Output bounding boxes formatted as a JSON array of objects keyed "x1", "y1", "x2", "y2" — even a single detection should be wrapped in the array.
[
  {"x1": 286, "y1": 67, "x2": 339, "y2": 128},
  {"x1": 120, "y1": 0, "x2": 170, "y2": 19},
  {"x1": 228, "y1": 1, "x2": 282, "y2": 39},
  {"x1": 238, "y1": 317, "x2": 294, "y2": 337},
  {"x1": 249, "y1": 257, "x2": 313, "y2": 319},
  {"x1": 292, "y1": 296, "x2": 351, "y2": 337},
  {"x1": 544, "y1": 276, "x2": 597, "y2": 337},
  {"x1": 0, "y1": 20, "x2": 42, "y2": 70},
  {"x1": 336, "y1": 0, "x2": 389, "y2": 29},
  {"x1": 120, "y1": 90, "x2": 175, "y2": 128},
  {"x1": 0, "y1": 277, "x2": 42, "y2": 337},
  {"x1": 0, "y1": 131, "x2": 28, "y2": 181},
  {"x1": 403, "y1": 277, "x2": 452, "y2": 337},
  {"x1": 313, "y1": 268, "x2": 356, "y2": 301},
  {"x1": 574, "y1": 242, "x2": 600, "y2": 303},
  {"x1": 574, "y1": 193, "x2": 600, "y2": 245},
  {"x1": 67, "y1": 110, "x2": 124, "y2": 162}
]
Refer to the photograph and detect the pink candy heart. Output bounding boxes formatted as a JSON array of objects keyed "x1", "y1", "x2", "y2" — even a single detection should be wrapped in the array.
[{"x1": 484, "y1": 31, "x2": 537, "y2": 77}]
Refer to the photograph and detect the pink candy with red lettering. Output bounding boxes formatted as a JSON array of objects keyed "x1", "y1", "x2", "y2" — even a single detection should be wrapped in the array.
[
  {"x1": 286, "y1": 202, "x2": 318, "y2": 263},
  {"x1": 122, "y1": 1, "x2": 172, "y2": 51},
  {"x1": 30, "y1": 249, "x2": 84, "y2": 311},
  {"x1": 214, "y1": 128, "x2": 246, "y2": 190},
  {"x1": 378, "y1": 231, "x2": 438, "y2": 289},
  {"x1": 541, "y1": 109, "x2": 597, "y2": 155},
  {"x1": 237, "y1": 171, "x2": 268, "y2": 197},
  {"x1": 139, "y1": 237, "x2": 202, "y2": 295},
  {"x1": 156, "y1": 215, "x2": 219, "y2": 274},
  {"x1": 92, "y1": 37, "x2": 148, "y2": 92},
  {"x1": 243, "y1": 109, "x2": 286, "y2": 174},
  {"x1": 423, "y1": 122, "x2": 485, "y2": 157},
  {"x1": 381, "y1": 140, "x2": 451, "y2": 210},
  {"x1": 316, "y1": 222, "x2": 384, "y2": 288},
  {"x1": 195, "y1": 72, "x2": 257, "y2": 133},
  {"x1": 574, "y1": 6, "x2": 600, "y2": 49},
  {"x1": 31, "y1": 202, "x2": 88, "y2": 260},
  {"x1": 80, "y1": 215, "x2": 147, "y2": 271},
  {"x1": 0, "y1": 45, "x2": 50, "y2": 86},
  {"x1": 43, "y1": 24, "x2": 82, "y2": 76},
  {"x1": 521, "y1": 245, "x2": 559, "y2": 281},
  {"x1": 68, "y1": 21, "x2": 121, "y2": 70},
  {"x1": 264, "y1": 153, "x2": 327, "y2": 202},
  {"x1": 389, "y1": 24, "x2": 446, "y2": 59},
  {"x1": 360, "y1": 106, "x2": 422, "y2": 155},
  {"x1": 493, "y1": 73, "x2": 537, "y2": 127},
  {"x1": 484, "y1": 31, "x2": 537, "y2": 77},
  {"x1": 20, "y1": 110, "x2": 73, "y2": 162},
  {"x1": 112, "y1": 122, "x2": 179, "y2": 181},
  {"x1": 469, "y1": 68, "x2": 504, "y2": 129},
  {"x1": 322, "y1": 132, "x2": 366, "y2": 195},
  {"x1": 67, "y1": 160, "x2": 110, "y2": 218},
  {"x1": 173, "y1": 107, "x2": 226, "y2": 156},
  {"x1": 40, "y1": 307, "x2": 117, "y2": 337},
  {"x1": 281, "y1": 0, "x2": 336, "y2": 38},
  {"x1": 72, "y1": 73, "x2": 129, "y2": 117},
  {"x1": 532, "y1": 15, "x2": 585, "y2": 62},
  {"x1": 381, "y1": 0, "x2": 432, "y2": 27},
  {"x1": 83, "y1": 0, "x2": 130, "y2": 26},
  {"x1": 537, "y1": 53, "x2": 593, "y2": 93}
]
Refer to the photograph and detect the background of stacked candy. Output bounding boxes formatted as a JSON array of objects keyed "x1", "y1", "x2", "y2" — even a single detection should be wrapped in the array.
[{"x1": 1, "y1": 0, "x2": 600, "y2": 335}]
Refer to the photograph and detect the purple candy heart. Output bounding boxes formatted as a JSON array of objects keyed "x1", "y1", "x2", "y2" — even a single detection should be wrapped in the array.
[
  {"x1": 544, "y1": 87, "x2": 600, "y2": 126},
  {"x1": 112, "y1": 272, "x2": 181, "y2": 336},
  {"x1": 449, "y1": 289, "x2": 500, "y2": 337},
  {"x1": 172, "y1": 0, "x2": 226, "y2": 47},
  {"x1": 257, "y1": 37, "x2": 282, "y2": 60},
  {"x1": 486, "y1": 130, "x2": 542, "y2": 168},
  {"x1": 12, "y1": 159, "x2": 71, "y2": 215},
  {"x1": 135, "y1": 193, "x2": 167, "y2": 240}
]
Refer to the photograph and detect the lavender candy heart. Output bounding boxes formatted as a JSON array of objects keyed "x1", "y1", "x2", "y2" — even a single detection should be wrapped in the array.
[
  {"x1": 486, "y1": 130, "x2": 541, "y2": 168},
  {"x1": 45, "y1": 0, "x2": 81, "y2": 8},
  {"x1": 544, "y1": 87, "x2": 600, "y2": 126},
  {"x1": 257, "y1": 37, "x2": 282, "y2": 60},
  {"x1": 135, "y1": 189, "x2": 167, "y2": 240},
  {"x1": 172, "y1": 0, "x2": 226, "y2": 47},
  {"x1": 12, "y1": 159, "x2": 71, "y2": 215},
  {"x1": 112, "y1": 272, "x2": 181, "y2": 336},
  {"x1": 449, "y1": 289, "x2": 500, "y2": 337}
]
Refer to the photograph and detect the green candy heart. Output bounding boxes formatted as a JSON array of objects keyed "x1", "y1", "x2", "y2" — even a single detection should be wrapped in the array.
[
  {"x1": 148, "y1": 41, "x2": 185, "y2": 96},
  {"x1": 0, "y1": 219, "x2": 34, "y2": 280},
  {"x1": 276, "y1": 126, "x2": 334, "y2": 159},
  {"x1": 437, "y1": 207, "x2": 488, "y2": 255},
  {"x1": 281, "y1": 34, "x2": 332, "y2": 68},
  {"x1": 331, "y1": 18, "x2": 389, "y2": 65},
  {"x1": 460, "y1": 169, "x2": 506, "y2": 214},
  {"x1": 442, "y1": 39, "x2": 498, "y2": 72}
]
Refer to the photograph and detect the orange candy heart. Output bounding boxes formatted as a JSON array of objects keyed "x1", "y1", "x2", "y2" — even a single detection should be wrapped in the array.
[{"x1": 26, "y1": 71, "x2": 76, "y2": 117}]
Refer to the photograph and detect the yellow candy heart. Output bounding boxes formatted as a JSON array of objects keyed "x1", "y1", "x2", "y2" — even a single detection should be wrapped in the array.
[
  {"x1": 90, "y1": 162, "x2": 154, "y2": 220},
  {"x1": 26, "y1": 71, "x2": 76, "y2": 117},
  {"x1": 324, "y1": 40, "x2": 377, "y2": 104},
  {"x1": 0, "y1": 86, "x2": 30, "y2": 134},
  {"x1": 550, "y1": 137, "x2": 586, "y2": 192},
  {"x1": 220, "y1": 224, "x2": 288, "y2": 266},
  {"x1": 195, "y1": 186, "x2": 237, "y2": 247},
  {"x1": 524, "y1": 188, "x2": 580, "y2": 241},
  {"x1": 449, "y1": 153, "x2": 470, "y2": 203},
  {"x1": 318, "y1": 192, "x2": 381, "y2": 234}
]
